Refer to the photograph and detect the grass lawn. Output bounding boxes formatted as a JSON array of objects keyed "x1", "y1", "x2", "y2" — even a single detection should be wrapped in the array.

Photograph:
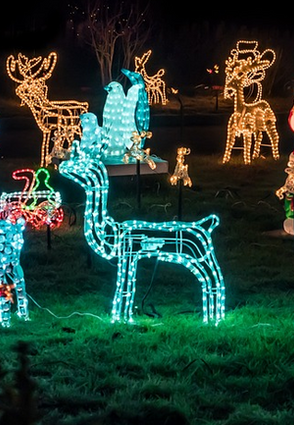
[{"x1": 1, "y1": 150, "x2": 294, "y2": 424}]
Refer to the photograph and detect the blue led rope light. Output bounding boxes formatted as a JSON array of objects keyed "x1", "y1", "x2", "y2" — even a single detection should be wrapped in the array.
[
  {"x1": 0, "y1": 218, "x2": 29, "y2": 327},
  {"x1": 59, "y1": 113, "x2": 225, "y2": 324}
]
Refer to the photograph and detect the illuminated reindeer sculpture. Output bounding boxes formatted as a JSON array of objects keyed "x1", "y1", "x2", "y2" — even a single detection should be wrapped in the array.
[
  {"x1": 223, "y1": 40, "x2": 279, "y2": 164},
  {"x1": 59, "y1": 113, "x2": 225, "y2": 324},
  {"x1": 0, "y1": 218, "x2": 29, "y2": 327},
  {"x1": 134, "y1": 50, "x2": 167, "y2": 105},
  {"x1": 6, "y1": 52, "x2": 89, "y2": 167}
]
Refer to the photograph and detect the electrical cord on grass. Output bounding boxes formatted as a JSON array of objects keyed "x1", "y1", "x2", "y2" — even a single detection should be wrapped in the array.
[{"x1": 27, "y1": 293, "x2": 105, "y2": 322}]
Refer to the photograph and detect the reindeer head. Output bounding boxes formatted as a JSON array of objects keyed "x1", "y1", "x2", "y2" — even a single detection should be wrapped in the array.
[
  {"x1": 6, "y1": 52, "x2": 58, "y2": 103},
  {"x1": 224, "y1": 40, "x2": 276, "y2": 100}
]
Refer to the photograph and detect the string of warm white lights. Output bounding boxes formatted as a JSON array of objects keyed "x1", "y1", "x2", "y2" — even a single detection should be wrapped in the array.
[
  {"x1": 123, "y1": 131, "x2": 156, "y2": 169},
  {"x1": 6, "y1": 52, "x2": 89, "y2": 167},
  {"x1": 223, "y1": 40, "x2": 279, "y2": 164},
  {"x1": 134, "y1": 50, "x2": 167, "y2": 105},
  {"x1": 170, "y1": 147, "x2": 192, "y2": 187},
  {"x1": 59, "y1": 113, "x2": 225, "y2": 325}
]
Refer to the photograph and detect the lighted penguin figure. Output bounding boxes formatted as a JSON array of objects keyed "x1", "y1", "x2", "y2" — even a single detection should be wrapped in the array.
[
  {"x1": 121, "y1": 69, "x2": 150, "y2": 147},
  {"x1": 102, "y1": 80, "x2": 139, "y2": 157}
]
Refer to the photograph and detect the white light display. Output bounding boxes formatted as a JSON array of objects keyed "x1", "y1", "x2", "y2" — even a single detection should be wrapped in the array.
[
  {"x1": 102, "y1": 81, "x2": 139, "y2": 157},
  {"x1": 134, "y1": 50, "x2": 167, "y2": 105},
  {"x1": 223, "y1": 40, "x2": 279, "y2": 164},
  {"x1": 170, "y1": 147, "x2": 192, "y2": 187},
  {"x1": 276, "y1": 151, "x2": 294, "y2": 234},
  {"x1": 0, "y1": 218, "x2": 29, "y2": 327},
  {"x1": 59, "y1": 113, "x2": 225, "y2": 325},
  {"x1": 6, "y1": 52, "x2": 89, "y2": 167}
]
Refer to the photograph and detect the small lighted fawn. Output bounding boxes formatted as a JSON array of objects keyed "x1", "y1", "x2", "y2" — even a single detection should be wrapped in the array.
[
  {"x1": 6, "y1": 52, "x2": 89, "y2": 167},
  {"x1": 170, "y1": 147, "x2": 192, "y2": 187},
  {"x1": 223, "y1": 40, "x2": 279, "y2": 164},
  {"x1": 59, "y1": 113, "x2": 225, "y2": 324},
  {"x1": 134, "y1": 50, "x2": 167, "y2": 105}
]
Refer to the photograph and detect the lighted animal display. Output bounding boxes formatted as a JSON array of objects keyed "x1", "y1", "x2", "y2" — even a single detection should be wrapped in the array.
[
  {"x1": 223, "y1": 40, "x2": 279, "y2": 164},
  {"x1": 102, "y1": 81, "x2": 139, "y2": 157},
  {"x1": 6, "y1": 52, "x2": 89, "y2": 167},
  {"x1": 134, "y1": 50, "x2": 167, "y2": 105},
  {"x1": 123, "y1": 131, "x2": 155, "y2": 169},
  {"x1": 170, "y1": 147, "x2": 192, "y2": 187},
  {"x1": 276, "y1": 151, "x2": 294, "y2": 235},
  {"x1": 59, "y1": 113, "x2": 225, "y2": 324},
  {"x1": 0, "y1": 218, "x2": 29, "y2": 327},
  {"x1": 121, "y1": 69, "x2": 150, "y2": 147},
  {"x1": 0, "y1": 168, "x2": 63, "y2": 230}
]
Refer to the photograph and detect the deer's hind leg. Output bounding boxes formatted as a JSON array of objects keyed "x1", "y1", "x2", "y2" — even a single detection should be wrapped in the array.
[
  {"x1": 252, "y1": 131, "x2": 263, "y2": 159},
  {"x1": 266, "y1": 120, "x2": 280, "y2": 160}
]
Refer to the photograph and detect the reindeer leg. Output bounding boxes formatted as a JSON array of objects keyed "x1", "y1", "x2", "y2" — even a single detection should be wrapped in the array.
[
  {"x1": 243, "y1": 132, "x2": 252, "y2": 164},
  {"x1": 266, "y1": 121, "x2": 280, "y2": 160},
  {"x1": 223, "y1": 116, "x2": 235, "y2": 163},
  {"x1": 252, "y1": 131, "x2": 263, "y2": 159},
  {"x1": 111, "y1": 255, "x2": 126, "y2": 322},
  {"x1": 123, "y1": 254, "x2": 139, "y2": 323}
]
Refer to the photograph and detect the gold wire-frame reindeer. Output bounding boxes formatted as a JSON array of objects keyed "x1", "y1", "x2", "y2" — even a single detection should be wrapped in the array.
[
  {"x1": 6, "y1": 52, "x2": 89, "y2": 167},
  {"x1": 223, "y1": 40, "x2": 279, "y2": 164},
  {"x1": 170, "y1": 147, "x2": 192, "y2": 187},
  {"x1": 134, "y1": 50, "x2": 167, "y2": 105}
]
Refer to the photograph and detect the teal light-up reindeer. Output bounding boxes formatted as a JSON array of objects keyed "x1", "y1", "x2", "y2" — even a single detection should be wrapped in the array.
[{"x1": 59, "y1": 113, "x2": 225, "y2": 324}]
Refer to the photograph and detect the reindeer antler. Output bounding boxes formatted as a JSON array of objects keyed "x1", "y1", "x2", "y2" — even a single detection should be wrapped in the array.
[{"x1": 6, "y1": 52, "x2": 58, "y2": 82}]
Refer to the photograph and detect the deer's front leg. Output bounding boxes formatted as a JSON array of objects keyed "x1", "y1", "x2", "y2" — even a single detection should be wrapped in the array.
[
  {"x1": 223, "y1": 115, "x2": 236, "y2": 163},
  {"x1": 243, "y1": 131, "x2": 252, "y2": 164},
  {"x1": 111, "y1": 252, "x2": 138, "y2": 323}
]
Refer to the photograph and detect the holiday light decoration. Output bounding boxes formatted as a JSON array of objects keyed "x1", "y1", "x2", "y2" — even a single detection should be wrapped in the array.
[
  {"x1": 223, "y1": 40, "x2": 279, "y2": 164},
  {"x1": 121, "y1": 68, "x2": 150, "y2": 147},
  {"x1": 134, "y1": 50, "x2": 167, "y2": 105},
  {"x1": 0, "y1": 168, "x2": 63, "y2": 229},
  {"x1": 170, "y1": 147, "x2": 192, "y2": 187},
  {"x1": 102, "y1": 80, "x2": 139, "y2": 157},
  {"x1": 288, "y1": 106, "x2": 294, "y2": 132},
  {"x1": 276, "y1": 151, "x2": 294, "y2": 234},
  {"x1": 6, "y1": 52, "x2": 89, "y2": 167},
  {"x1": 0, "y1": 217, "x2": 29, "y2": 327},
  {"x1": 123, "y1": 131, "x2": 156, "y2": 169},
  {"x1": 59, "y1": 113, "x2": 225, "y2": 324}
]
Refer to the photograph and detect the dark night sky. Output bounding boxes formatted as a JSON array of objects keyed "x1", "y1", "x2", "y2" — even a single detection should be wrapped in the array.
[{"x1": 1, "y1": 1, "x2": 293, "y2": 52}]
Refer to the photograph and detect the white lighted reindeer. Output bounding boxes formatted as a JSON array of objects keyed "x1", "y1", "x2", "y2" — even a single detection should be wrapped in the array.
[
  {"x1": 6, "y1": 52, "x2": 89, "y2": 167},
  {"x1": 223, "y1": 40, "x2": 279, "y2": 164},
  {"x1": 134, "y1": 50, "x2": 167, "y2": 105},
  {"x1": 59, "y1": 113, "x2": 225, "y2": 324},
  {"x1": 0, "y1": 218, "x2": 29, "y2": 327}
]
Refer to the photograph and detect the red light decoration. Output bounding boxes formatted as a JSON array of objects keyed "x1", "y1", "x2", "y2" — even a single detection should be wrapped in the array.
[{"x1": 0, "y1": 168, "x2": 64, "y2": 229}]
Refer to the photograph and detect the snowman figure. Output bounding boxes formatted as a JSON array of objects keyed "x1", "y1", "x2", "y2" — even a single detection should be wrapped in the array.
[{"x1": 276, "y1": 151, "x2": 294, "y2": 234}]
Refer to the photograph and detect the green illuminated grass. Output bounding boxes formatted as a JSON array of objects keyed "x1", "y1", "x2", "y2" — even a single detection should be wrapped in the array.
[{"x1": 1, "y1": 153, "x2": 294, "y2": 424}]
